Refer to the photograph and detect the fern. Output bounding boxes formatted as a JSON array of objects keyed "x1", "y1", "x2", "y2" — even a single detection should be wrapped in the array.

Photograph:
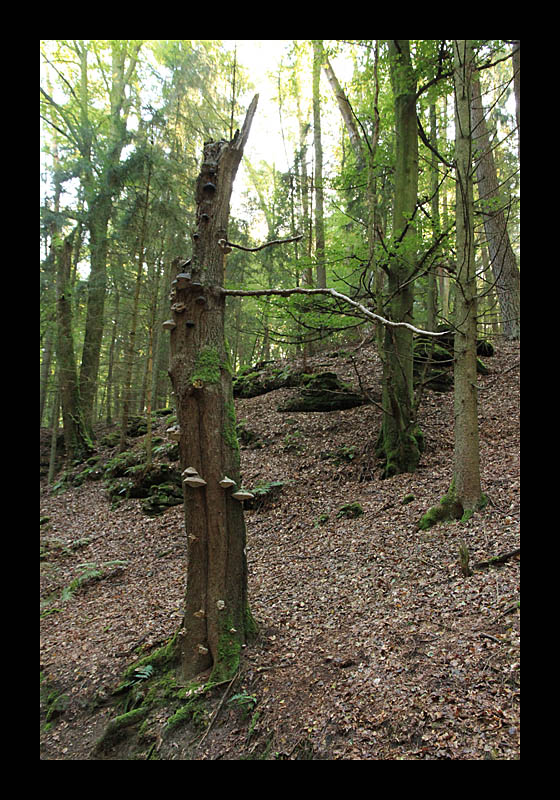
[
  {"x1": 132, "y1": 664, "x2": 154, "y2": 682},
  {"x1": 59, "y1": 560, "x2": 128, "y2": 603}
]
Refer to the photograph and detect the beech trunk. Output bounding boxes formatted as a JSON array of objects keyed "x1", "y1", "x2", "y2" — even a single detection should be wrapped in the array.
[
  {"x1": 379, "y1": 40, "x2": 421, "y2": 478},
  {"x1": 471, "y1": 70, "x2": 520, "y2": 340},
  {"x1": 452, "y1": 40, "x2": 483, "y2": 512}
]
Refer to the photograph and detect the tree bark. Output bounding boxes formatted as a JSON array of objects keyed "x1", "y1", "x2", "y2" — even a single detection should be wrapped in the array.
[
  {"x1": 323, "y1": 55, "x2": 365, "y2": 171},
  {"x1": 512, "y1": 41, "x2": 520, "y2": 163},
  {"x1": 55, "y1": 233, "x2": 93, "y2": 464},
  {"x1": 78, "y1": 41, "x2": 143, "y2": 432},
  {"x1": 79, "y1": 195, "x2": 111, "y2": 431},
  {"x1": 471, "y1": 70, "x2": 520, "y2": 340},
  {"x1": 313, "y1": 41, "x2": 326, "y2": 290},
  {"x1": 378, "y1": 40, "x2": 421, "y2": 478},
  {"x1": 452, "y1": 40, "x2": 483, "y2": 513},
  {"x1": 166, "y1": 96, "x2": 259, "y2": 684},
  {"x1": 119, "y1": 151, "x2": 153, "y2": 452}
]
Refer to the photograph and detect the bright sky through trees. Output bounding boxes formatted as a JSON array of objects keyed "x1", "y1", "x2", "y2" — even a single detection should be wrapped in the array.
[{"x1": 223, "y1": 39, "x2": 353, "y2": 225}]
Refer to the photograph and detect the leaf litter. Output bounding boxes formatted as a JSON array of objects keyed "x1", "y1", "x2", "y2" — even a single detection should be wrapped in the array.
[{"x1": 40, "y1": 341, "x2": 519, "y2": 759}]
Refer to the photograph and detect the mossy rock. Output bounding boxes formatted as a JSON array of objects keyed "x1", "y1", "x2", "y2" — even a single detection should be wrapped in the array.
[
  {"x1": 233, "y1": 364, "x2": 306, "y2": 398},
  {"x1": 105, "y1": 460, "x2": 183, "y2": 514},
  {"x1": 236, "y1": 419, "x2": 268, "y2": 449},
  {"x1": 277, "y1": 372, "x2": 366, "y2": 412},
  {"x1": 104, "y1": 450, "x2": 142, "y2": 479},
  {"x1": 413, "y1": 333, "x2": 492, "y2": 392},
  {"x1": 476, "y1": 339, "x2": 494, "y2": 357},
  {"x1": 141, "y1": 484, "x2": 183, "y2": 517},
  {"x1": 126, "y1": 415, "x2": 148, "y2": 438}
]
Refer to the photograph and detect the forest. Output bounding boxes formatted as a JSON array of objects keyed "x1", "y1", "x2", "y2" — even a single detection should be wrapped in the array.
[{"x1": 40, "y1": 40, "x2": 520, "y2": 760}]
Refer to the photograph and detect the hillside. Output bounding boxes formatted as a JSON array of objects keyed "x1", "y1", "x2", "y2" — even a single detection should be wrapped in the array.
[{"x1": 40, "y1": 341, "x2": 520, "y2": 760}]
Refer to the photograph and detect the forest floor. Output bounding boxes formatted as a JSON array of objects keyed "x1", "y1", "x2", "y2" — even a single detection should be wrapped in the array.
[{"x1": 40, "y1": 340, "x2": 520, "y2": 760}]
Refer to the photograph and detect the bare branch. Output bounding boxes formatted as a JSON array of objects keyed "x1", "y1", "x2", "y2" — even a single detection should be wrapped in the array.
[
  {"x1": 222, "y1": 286, "x2": 449, "y2": 337},
  {"x1": 218, "y1": 233, "x2": 303, "y2": 253}
]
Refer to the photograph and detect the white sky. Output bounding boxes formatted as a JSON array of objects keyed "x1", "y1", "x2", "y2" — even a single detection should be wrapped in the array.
[
  {"x1": 224, "y1": 39, "x2": 294, "y2": 172},
  {"x1": 222, "y1": 39, "x2": 353, "y2": 226}
]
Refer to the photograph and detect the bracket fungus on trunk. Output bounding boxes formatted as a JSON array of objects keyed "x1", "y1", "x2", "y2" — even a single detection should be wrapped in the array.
[
  {"x1": 176, "y1": 273, "x2": 192, "y2": 289},
  {"x1": 183, "y1": 475, "x2": 207, "y2": 488},
  {"x1": 166, "y1": 425, "x2": 181, "y2": 441},
  {"x1": 162, "y1": 319, "x2": 177, "y2": 330},
  {"x1": 231, "y1": 489, "x2": 255, "y2": 501},
  {"x1": 219, "y1": 476, "x2": 236, "y2": 488}
]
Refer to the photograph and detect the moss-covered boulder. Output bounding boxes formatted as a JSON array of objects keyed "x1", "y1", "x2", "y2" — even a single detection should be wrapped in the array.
[
  {"x1": 104, "y1": 458, "x2": 183, "y2": 515},
  {"x1": 413, "y1": 332, "x2": 494, "y2": 392},
  {"x1": 277, "y1": 372, "x2": 366, "y2": 412},
  {"x1": 233, "y1": 363, "x2": 306, "y2": 398}
]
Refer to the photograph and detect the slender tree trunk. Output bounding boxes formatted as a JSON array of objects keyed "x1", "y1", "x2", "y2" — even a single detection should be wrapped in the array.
[
  {"x1": 47, "y1": 382, "x2": 60, "y2": 484},
  {"x1": 295, "y1": 93, "x2": 313, "y2": 288},
  {"x1": 471, "y1": 70, "x2": 520, "y2": 340},
  {"x1": 512, "y1": 41, "x2": 520, "y2": 163},
  {"x1": 323, "y1": 55, "x2": 365, "y2": 171},
  {"x1": 40, "y1": 324, "x2": 55, "y2": 427},
  {"x1": 313, "y1": 41, "x2": 326, "y2": 290},
  {"x1": 119, "y1": 155, "x2": 153, "y2": 452},
  {"x1": 378, "y1": 40, "x2": 422, "y2": 478},
  {"x1": 105, "y1": 285, "x2": 120, "y2": 425},
  {"x1": 78, "y1": 41, "x2": 143, "y2": 433},
  {"x1": 56, "y1": 233, "x2": 93, "y2": 464},
  {"x1": 452, "y1": 39, "x2": 483, "y2": 513},
  {"x1": 166, "y1": 96, "x2": 259, "y2": 684},
  {"x1": 79, "y1": 195, "x2": 111, "y2": 433},
  {"x1": 427, "y1": 101, "x2": 440, "y2": 331}
]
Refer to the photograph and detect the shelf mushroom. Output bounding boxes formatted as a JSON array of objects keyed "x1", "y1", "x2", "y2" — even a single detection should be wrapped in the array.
[
  {"x1": 176, "y1": 272, "x2": 192, "y2": 289},
  {"x1": 166, "y1": 425, "x2": 181, "y2": 441},
  {"x1": 219, "y1": 476, "x2": 236, "y2": 489},
  {"x1": 184, "y1": 475, "x2": 207, "y2": 488},
  {"x1": 231, "y1": 489, "x2": 254, "y2": 501},
  {"x1": 162, "y1": 319, "x2": 176, "y2": 330},
  {"x1": 182, "y1": 466, "x2": 199, "y2": 477}
]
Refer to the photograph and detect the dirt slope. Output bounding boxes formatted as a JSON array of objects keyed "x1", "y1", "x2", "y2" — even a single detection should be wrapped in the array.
[{"x1": 40, "y1": 341, "x2": 520, "y2": 760}]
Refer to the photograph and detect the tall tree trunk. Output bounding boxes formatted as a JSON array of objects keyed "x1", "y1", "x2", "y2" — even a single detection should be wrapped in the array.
[
  {"x1": 471, "y1": 70, "x2": 520, "y2": 340},
  {"x1": 312, "y1": 41, "x2": 326, "y2": 290},
  {"x1": 105, "y1": 285, "x2": 120, "y2": 425},
  {"x1": 166, "y1": 96, "x2": 259, "y2": 684},
  {"x1": 378, "y1": 40, "x2": 421, "y2": 478},
  {"x1": 512, "y1": 41, "x2": 520, "y2": 163},
  {"x1": 427, "y1": 101, "x2": 440, "y2": 331},
  {"x1": 452, "y1": 39, "x2": 483, "y2": 513},
  {"x1": 40, "y1": 324, "x2": 55, "y2": 427},
  {"x1": 56, "y1": 233, "x2": 93, "y2": 464},
  {"x1": 79, "y1": 195, "x2": 111, "y2": 434},
  {"x1": 78, "y1": 41, "x2": 143, "y2": 432},
  {"x1": 323, "y1": 55, "x2": 365, "y2": 171},
  {"x1": 119, "y1": 153, "x2": 153, "y2": 452}
]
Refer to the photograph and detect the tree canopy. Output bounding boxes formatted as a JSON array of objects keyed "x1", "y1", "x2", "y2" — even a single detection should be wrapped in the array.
[{"x1": 40, "y1": 39, "x2": 520, "y2": 440}]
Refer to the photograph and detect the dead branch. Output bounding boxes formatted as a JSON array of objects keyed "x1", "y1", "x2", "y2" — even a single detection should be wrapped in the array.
[
  {"x1": 222, "y1": 285, "x2": 450, "y2": 337},
  {"x1": 472, "y1": 548, "x2": 520, "y2": 571},
  {"x1": 218, "y1": 233, "x2": 303, "y2": 253}
]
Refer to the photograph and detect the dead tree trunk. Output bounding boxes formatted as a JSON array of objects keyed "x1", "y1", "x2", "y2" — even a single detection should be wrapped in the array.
[{"x1": 165, "y1": 96, "x2": 259, "y2": 684}]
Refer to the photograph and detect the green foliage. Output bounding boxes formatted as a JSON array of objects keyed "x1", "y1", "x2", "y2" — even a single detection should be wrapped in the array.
[{"x1": 59, "y1": 560, "x2": 128, "y2": 603}]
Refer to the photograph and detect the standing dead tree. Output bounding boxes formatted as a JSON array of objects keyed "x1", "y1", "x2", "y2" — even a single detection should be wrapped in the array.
[{"x1": 165, "y1": 96, "x2": 259, "y2": 684}]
